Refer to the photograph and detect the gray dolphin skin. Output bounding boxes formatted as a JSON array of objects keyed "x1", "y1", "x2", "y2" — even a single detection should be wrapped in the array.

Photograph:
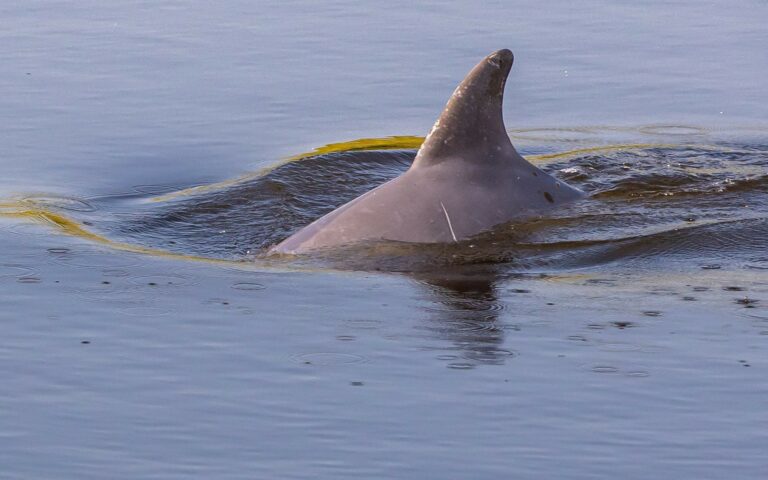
[{"x1": 271, "y1": 49, "x2": 584, "y2": 254}]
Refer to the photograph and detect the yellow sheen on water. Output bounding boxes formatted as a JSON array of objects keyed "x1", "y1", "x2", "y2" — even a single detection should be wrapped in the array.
[{"x1": 0, "y1": 140, "x2": 719, "y2": 265}]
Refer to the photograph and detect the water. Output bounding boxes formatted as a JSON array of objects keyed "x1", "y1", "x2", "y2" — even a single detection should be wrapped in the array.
[{"x1": 1, "y1": 1, "x2": 767, "y2": 479}]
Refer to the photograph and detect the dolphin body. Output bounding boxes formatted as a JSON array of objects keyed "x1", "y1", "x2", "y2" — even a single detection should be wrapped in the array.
[{"x1": 271, "y1": 49, "x2": 584, "y2": 254}]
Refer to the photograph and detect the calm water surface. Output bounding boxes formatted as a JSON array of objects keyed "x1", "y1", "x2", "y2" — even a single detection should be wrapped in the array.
[{"x1": 1, "y1": 1, "x2": 767, "y2": 479}]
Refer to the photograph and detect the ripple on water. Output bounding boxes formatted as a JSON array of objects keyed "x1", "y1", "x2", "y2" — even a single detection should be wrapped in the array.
[
  {"x1": 231, "y1": 282, "x2": 266, "y2": 291},
  {"x1": 68, "y1": 289, "x2": 135, "y2": 304},
  {"x1": 17, "y1": 276, "x2": 42, "y2": 284},
  {"x1": 21, "y1": 195, "x2": 97, "y2": 212},
  {"x1": 612, "y1": 321, "x2": 635, "y2": 329},
  {"x1": 463, "y1": 348, "x2": 517, "y2": 362},
  {"x1": 6, "y1": 222, "x2": 57, "y2": 237},
  {"x1": 102, "y1": 269, "x2": 130, "y2": 277},
  {"x1": 639, "y1": 345, "x2": 668, "y2": 354},
  {"x1": 508, "y1": 127, "x2": 601, "y2": 143},
  {"x1": 121, "y1": 306, "x2": 173, "y2": 317},
  {"x1": 598, "y1": 342, "x2": 643, "y2": 353},
  {"x1": 129, "y1": 274, "x2": 197, "y2": 288},
  {"x1": 447, "y1": 362, "x2": 476, "y2": 370},
  {"x1": 585, "y1": 278, "x2": 618, "y2": 286},
  {"x1": 50, "y1": 247, "x2": 141, "y2": 269},
  {"x1": 63, "y1": 280, "x2": 141, "y2": 302},
  {"x1": 639, "y1": 125, "x2": 708, "y2": 136},
  {"x1": 446, "y1": 318, "x2": 504, "y2": 333},
  {"x1": 421, "y1": 304, "x2": 505, "y2": 317},
  {"x1": 0, "y1": 264, "x2": 34, "y2": 278},
  {"x1": 343, "y1": 319, "x2": 383, "y2": 330},
  {"x1": 723, "y1": 286, "x2": 746, "y2": 292},
  {"x1": 131, "y1": 184, "x2": 188, "y2": 195},
  {"x1": 203, "y1": 297, "x2": 232, "y2": 307},
  {"x1": 591, "y1": 365, "x2": 620, "y2": 374},
  {"x1": 292, "y1": 352, "x2": 368, "y2": 366},
  {"x1": 567, "y1": 335, "x2": 590, "y2": 343},
  {"x1": 742, "y1": 309, "x2": 768, "y2": 321},
  {"x1": 435, "y1": 354, "x2": 460, "y2": 361}
]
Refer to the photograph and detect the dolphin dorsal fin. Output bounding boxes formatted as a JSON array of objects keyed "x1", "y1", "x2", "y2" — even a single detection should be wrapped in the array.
[{"x1": 413, "y1": 49, "x2": 515, "y2": 168}]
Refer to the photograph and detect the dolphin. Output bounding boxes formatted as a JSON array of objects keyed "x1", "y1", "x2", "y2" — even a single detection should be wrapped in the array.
[{"x1": 271, "y1": 49, "x2": 584, "y2": 254}]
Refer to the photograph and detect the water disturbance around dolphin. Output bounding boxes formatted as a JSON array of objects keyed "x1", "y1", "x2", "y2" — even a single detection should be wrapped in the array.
[{"x1": 0, "y1": 132, "x2": 766, "y2": 275}]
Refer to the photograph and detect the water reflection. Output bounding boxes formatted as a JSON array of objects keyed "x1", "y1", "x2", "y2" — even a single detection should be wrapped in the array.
[{"x1": 413, "y1": 268, "x2": 516, "y2": 368}]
